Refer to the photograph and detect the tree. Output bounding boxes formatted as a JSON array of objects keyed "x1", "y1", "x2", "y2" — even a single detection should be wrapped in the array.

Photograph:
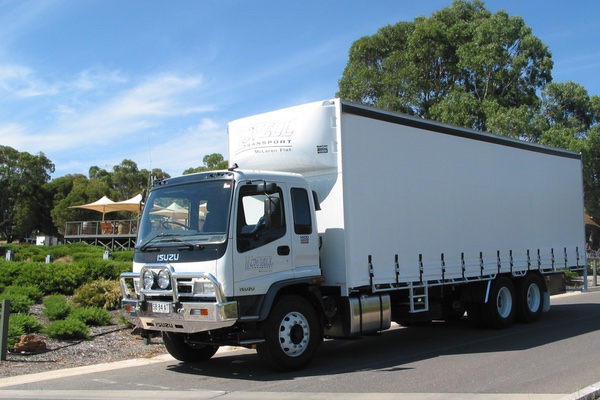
[
  {"x1": 183, "y1": 153, "x2": 228, "y2": 175},
  {"x1": 337, "y1": 0, "x2": 552, "y2": 135},
  {"x1": 0, "y1": 146, "x2": 55, "y2": 241},
  {"x1": 48, "y1": 174, "x2": 112, "y2": 235},
  {"x1": 89, "y1": 160, "x2": 170, "y2": 201}
]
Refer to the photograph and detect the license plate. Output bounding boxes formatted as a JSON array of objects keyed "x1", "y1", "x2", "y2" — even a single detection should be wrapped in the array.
[{"x1": 151, "y1": 302, "x2": 171, "y2": 313}]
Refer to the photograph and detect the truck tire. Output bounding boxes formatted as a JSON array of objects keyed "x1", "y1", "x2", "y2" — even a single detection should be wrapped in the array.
[
  {"x1": 162, "y1": 332, "x2": 219, "y2": 362},
  {"x1": 515, "y1": 273, "x2": 544, "y2": 323},
  {"x1": 482, "y1": 276, "x2": 515, "y2": 329},
  {"x1": 256, "y1": 295, "x2": 322, "y2": 371}
]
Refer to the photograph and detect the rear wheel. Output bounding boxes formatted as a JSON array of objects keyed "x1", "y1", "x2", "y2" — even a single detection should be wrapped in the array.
[
  {"x1": 515, "y1": 273, "x2": 544, "y2": 323},
  {"x1": 482, "y1": 276, "x2": 515, "y2": 329},
  {"x1": 162, "y1": 332, "x2": 219, "y2": 362},
  {"x1": 256, "y1": 295, "x2": 322, "y2": 371}
]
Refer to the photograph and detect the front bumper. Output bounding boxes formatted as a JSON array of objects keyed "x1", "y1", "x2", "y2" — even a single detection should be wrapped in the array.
[{"x1": 120, "y1": 269, "x2": 238, "y2": 334}]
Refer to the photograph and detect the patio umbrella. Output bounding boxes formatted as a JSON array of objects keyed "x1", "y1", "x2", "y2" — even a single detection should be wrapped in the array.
[
  {"x1": 70, "y1": 196, "x2": 116, "y2": 221},
  {"x1": 109, "y1": 193, "x2": 142, "y2": 213}
]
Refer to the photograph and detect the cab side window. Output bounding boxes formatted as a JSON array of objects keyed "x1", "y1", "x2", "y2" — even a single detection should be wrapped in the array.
[
  {"x1": 236, "y1": 185, "x2": 286, "y2": 253},
  {"x1": 291, "y1": 188, "x2": 312, "y2": 235}
]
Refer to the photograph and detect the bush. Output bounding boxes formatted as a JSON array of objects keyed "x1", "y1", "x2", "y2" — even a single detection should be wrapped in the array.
[
  {"x1": 6, "y1": 262, "x2": 86, "y2": 295},
  {"x1": 78, "y1": 259, "x2": 132, "y2": 281},
  {"x1": 2, "y1": 285, "x2": 44, "y2": 303},
  {"x1": 44, "y1": 317, "x2": 90, "y2": 340},
  {"x1": 71, "y1": 307, "x2": 112, "y2": 326},
  {"x1": 7, "y1": 313, "x2": 43, "y2": 348},
  {"x1": 9, "y1": 313, "x2": 43, "y2": 334},
  {"x1": 7, "y1": 320, "x2": 25, "y2": 348},
  {"x1": 112, "y1": 251, "x2": 134, "y2": 262},
  {"x1": 0, "y1": 293, "x2": 34, "y2": 314},
  {"x1": 73, "y1": 279, "x2": 122, "y2": 310},
  {"x1": 40, "y1": 263, "x2": 87, "y2": 295},
  {"x1": 43, "y1": 294, "x2": 72, "y2": 321},
  {"x1": 564, "y1": 269, "x2": 579, "y2": 284},
  {"x1": 0, "y1": 261, "x2": 29, "y2": 288}
]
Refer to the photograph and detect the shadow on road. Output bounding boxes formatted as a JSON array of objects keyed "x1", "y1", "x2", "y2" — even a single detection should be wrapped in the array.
[{"x1": 165, "y1": 297, "x2": 600, "y2": 382}]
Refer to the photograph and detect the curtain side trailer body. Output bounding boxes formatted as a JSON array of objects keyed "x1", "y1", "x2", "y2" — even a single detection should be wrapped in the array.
[{"x1": 121, "y1": 98, "x2": 586, "y2": 371}]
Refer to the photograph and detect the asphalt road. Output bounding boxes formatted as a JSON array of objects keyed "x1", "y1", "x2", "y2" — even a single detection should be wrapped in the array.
[{"x1": 1, "y1": 290, "x2": 600, "y2": 400}]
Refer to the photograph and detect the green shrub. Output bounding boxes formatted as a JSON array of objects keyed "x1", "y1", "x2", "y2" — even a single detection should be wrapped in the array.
[
  {"x1": 0, "y1": 293, "x2": 34, "y2": 314},
  {"x1": 43, "y1": 294, "x2": 72, "y2": 321},
  {"x1": 44, "y1": 317, "x2": 90, "y2": 340},
  {"x1": 3, "y1": 285, "x2": 44, "y2": 303},
  {"x1": 0, "y1": 262, "x2": 29, "y2": 288},
  {"x1": 72, "y1": 279, "x2": 122, "y2": 310},
  {"x1": 71, "y1": 307, "x2": 112, "y2": 326},
  {"x1": 31, "y1": 254, "x2": 48, "y2": 263},
  {"x1": 118, "y1": 313, "x2": 134, "y2": 328},
  {"x1": 43, "y1": 263, "x2": 87, "y2": 294},
  {"x1": 9, "y1": 313, "x2": 43, "y2": 334},
  {"x1": 564, "y1": 269, "x2": 579, "y2": 284},
  {"x1": 13, "y1": 263, "x2": 87, "y2": 295},
  {"x1": 7, "y1": 321, "x2": 25, "y2": 348},
  {"x1": 71, "y1": 252, "x2": 100, "y2": 262},
  {"x1": 6, "y1": 312, "x2": 43, "y2": 349},
  {"x1": 112, "y1": 251, "x2": 134, "y2": 262},
  {"x1": 78, "y1": 259, "x2": 132, "y2": 281}
]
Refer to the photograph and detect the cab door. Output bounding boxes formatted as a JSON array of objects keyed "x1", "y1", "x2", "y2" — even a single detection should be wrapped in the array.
[{"x1": 232, "y1": 183, "x2": 292, "y2": 295}]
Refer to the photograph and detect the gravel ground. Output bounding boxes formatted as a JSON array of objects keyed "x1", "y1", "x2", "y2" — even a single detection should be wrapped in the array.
[{"x1": 0, "y1": 307, "x2": 167, "y2": 379}]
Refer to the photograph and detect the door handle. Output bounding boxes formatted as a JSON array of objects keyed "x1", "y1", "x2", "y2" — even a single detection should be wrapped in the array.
[{"x1": 277, "y1": 246, "x2": 290, "y2": 256}]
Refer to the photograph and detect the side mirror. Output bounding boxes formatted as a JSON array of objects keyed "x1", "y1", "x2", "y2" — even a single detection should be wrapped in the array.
[
  {"x1": 264, "y1": 196, "x2": 283, "y2": 230},
  {"x1": 257, "y1": 182, "x2": 278, "y2": 195}
]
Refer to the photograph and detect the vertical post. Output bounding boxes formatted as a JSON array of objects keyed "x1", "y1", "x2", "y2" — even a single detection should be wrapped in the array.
[
  {"x1": 0, "y1": 299, "x2": 11, "y2": 361},
  {"x1": 584, "y1": 261, "x2": 589, "y2": 292},
  {"x1": 594, "y1": 259, "x2": 598, "y2": 287}
]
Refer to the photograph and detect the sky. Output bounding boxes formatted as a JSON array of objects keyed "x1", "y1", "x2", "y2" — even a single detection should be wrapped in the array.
[{"x1": 1, "y1": 0, "x2": 599, "y2": 180}]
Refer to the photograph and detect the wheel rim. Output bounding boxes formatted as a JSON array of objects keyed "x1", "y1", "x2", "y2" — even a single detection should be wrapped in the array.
[
  {"x1": 278, "y1": 311, "x2": 310, "y2": 357},
  {"x1": 496, "y1": 286, "x2": 513, "y2": 318},
  {"x1": 526, "y1": 282, "x2": 541, "y2": 312}
]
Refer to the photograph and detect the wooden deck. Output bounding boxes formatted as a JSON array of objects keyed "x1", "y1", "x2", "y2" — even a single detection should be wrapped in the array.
[{"x1": 64, "y1": 219, "x2": 137, "y2": 251}]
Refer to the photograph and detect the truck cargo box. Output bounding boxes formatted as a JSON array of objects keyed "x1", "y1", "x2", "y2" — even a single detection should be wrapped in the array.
[{"x1": 229, "y1": 99, "x2": 586, "y2": 296}]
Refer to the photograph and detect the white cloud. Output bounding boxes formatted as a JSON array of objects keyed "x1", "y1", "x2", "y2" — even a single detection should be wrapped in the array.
[
  {"x1": 0, "y1": 64, "x2": 57, "y2": 97},
  {"x1": 0, "y1": 123, "x2": 30, "y2": 149},
  {"x1": 39, "y1": 73, "x2": 207, "y2": 151},
  {"x1": 72, "y1": 67, "x2": 127, "y2": 92},
  {"x1": 129, "y1": 117, "x2": 228, "y2": 176}
]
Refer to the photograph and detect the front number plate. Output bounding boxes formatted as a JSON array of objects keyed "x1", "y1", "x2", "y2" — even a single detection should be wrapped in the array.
[{"x1": 151, "y1": 302, "x2": 171, "y2": 313}]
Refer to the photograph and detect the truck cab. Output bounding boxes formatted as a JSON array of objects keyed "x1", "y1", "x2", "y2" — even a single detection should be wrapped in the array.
[{"x1": 121, "y1": 168, "x2": 323, "y2": 370}]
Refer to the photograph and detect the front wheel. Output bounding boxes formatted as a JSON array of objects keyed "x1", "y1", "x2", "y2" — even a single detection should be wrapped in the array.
[
  {"x1": 256, "y1": 295, "x2": 322, "y2": 371},
  {"x1": 162, "y1": 332, "x2": 219, "y2": 362}
]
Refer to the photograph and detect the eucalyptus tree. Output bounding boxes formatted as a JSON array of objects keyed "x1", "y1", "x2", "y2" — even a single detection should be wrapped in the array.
[
  {"x1": 337, "y1": 0, "x2": 552, "y2": 136},
  {"x1": 183, "y1": 153, "x2": 228, "y2": 175},
  {"x1": 0, "y1": 146, "x2": 55, "y2": 241}
]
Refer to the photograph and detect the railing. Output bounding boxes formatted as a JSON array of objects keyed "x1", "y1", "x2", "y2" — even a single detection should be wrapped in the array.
[
  {"x1": 65, "y1": 219, "x2": 138, "y2": 237},
  {"x1": 64, "y1": 219, "x2": 138, "y2": 251}
]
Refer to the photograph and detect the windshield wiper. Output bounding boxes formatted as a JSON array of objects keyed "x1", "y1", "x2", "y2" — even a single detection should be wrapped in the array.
[
  {"x1": 139, "y1": 233, "x2": 205, "y2": 252},
  {"x1": 139, "y1": 233, "x2": 180, "y2": 252}
]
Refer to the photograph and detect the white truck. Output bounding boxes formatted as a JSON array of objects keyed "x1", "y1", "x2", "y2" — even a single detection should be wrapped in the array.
[{"x1": 120, "y1": 99, "x2": 586, "y2": 371}]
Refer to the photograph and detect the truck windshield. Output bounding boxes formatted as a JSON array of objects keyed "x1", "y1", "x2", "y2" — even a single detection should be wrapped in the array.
[{"x1": 136, "y1": 180, "x2": 233, "y2": 249}]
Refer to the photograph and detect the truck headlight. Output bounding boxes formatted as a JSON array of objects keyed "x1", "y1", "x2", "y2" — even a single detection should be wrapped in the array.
[
  {"x1": 142, "y1": 269, "x2": 154, "y2": 290},
  {"x1": 157, "y1": 268, "x2": 171, "y2": 289}
]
